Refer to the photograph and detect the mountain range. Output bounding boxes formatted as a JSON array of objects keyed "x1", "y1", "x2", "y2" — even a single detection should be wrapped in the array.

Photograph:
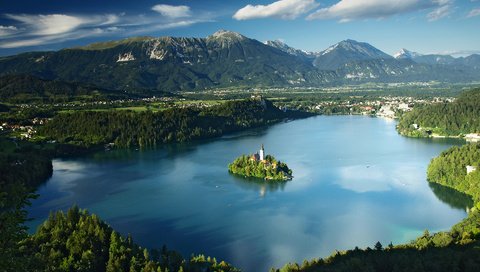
[
  {"x1": 393, "y1": 48, "x2": 480, "y2": 69},
  {"x1": 0, "y1": 30, "x2": 479, "y2": 95}
]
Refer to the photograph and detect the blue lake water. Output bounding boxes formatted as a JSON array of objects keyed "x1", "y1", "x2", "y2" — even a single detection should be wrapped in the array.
[{"x1": 27, "y1": 115, "x2": 470, "y2": 271}]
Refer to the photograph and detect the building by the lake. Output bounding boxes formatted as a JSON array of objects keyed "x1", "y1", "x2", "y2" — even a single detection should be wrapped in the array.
[
  {"x1": 251, "y1": 144, "x2": 265, "y2": 161},
  {"x1": 465, "y1": 133, "x2": 480, "y2": 142},
  {"x1": 467, "y1": 165, "x2": 477, "y2": 174}
]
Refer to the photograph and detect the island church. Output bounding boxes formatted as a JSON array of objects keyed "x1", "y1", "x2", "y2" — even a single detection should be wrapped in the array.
[{"x1": 251, "y1": 144, "x2": 265, "y2": 161}]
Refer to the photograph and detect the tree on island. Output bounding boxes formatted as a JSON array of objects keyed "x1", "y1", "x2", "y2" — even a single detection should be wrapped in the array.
[{"x1": 228, "y1": 145, "x2": 292, "y2": 181}]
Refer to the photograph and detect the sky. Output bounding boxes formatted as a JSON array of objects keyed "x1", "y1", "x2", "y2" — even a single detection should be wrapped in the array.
[{"x1": 0, "y1": 0, "x2": 479, "y2": 57}]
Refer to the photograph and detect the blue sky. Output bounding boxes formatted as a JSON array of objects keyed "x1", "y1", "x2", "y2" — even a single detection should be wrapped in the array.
[{"x1": 0, "y1": 0, "x2": 479, "y2": 57}]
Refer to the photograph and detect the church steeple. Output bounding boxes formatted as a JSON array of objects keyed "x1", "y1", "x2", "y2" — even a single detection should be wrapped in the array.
[{"x1": 259, "y1": 144, "x2": 265, "y2": 161}]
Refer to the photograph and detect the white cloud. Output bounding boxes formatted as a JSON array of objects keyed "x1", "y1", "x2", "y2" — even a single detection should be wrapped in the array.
[
  {"x1": 306, "y1": 0, "x2": 453, "y2": 22},
  {"x1": 436, "y1": 49, "x2": 480, "y2": 57},
  {"x1": 0, "y1": 13, "x2": 120, "y2": 48},
  {"x1": 0, "y1": 31, "x2": 99, "y2": 48},
  {"x1": 233, "y1": 0, "x2": 319, "y2": 20},
  {"x1": 152, "y1": 4, "x2": 191, "y2": 18},
  {"x1": 427, "y1": 4, "x2": 452, "y2": 21},
  {"x1": 100, "y1": 14, "x2": 121, "y2": 25},
  {"x1": 467, "y1": 8, "x2": 480, "y2": 17},
  {"x1": 0, "y1": 9, "x2": 213, "y2": 49},
  {"x1": 5, "y1": 14, "x2": 90, "y2": 35},
  {"x1": 0, "y1": 25, "x2": 18, "y2": 36},
  {"x1": 128, "y1": 19, "x2": 207, "y2": 35}
]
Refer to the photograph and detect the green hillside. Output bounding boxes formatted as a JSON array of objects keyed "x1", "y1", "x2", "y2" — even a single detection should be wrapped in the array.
[
  {"x1": 0, "y1": 31, "x2": 328, "y2": 93},
  {"x1": 40, "y1": 98, "x2": 304, "y2": 148},
  {"x1": 397, "y1": 88, "x2": 480, "y2": 137},
  {"x1": 0, "y1": 74, "x2": 127, "y2": 103},
  {"x1": 19, "y1": 206, "x2": 238, "y2": 272},
  {"x1": 1, "y1": 31, "x2": 478, "y2": 95},
  {"x1": 427, "y1": 143, "x2": 480, "y2": 201}
]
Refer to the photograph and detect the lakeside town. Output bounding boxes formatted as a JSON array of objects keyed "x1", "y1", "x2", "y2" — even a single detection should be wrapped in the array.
[{"x1": 1, "y1": 92, "x2": 476, "y2": 142}]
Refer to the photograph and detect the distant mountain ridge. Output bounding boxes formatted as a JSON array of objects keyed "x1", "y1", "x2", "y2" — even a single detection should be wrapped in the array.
[
  {"x1": 265, "y1": 40, "x2": 319, "y2": 63},
  {"x1": 0, "y1": 30, "x2": 479, "y2": 94},
  {"x1": 266, "y1": 38, "x2": 479, "y2": 82},
  {"x1": 313, "y1": 39, "x2": 393, "y2": 70},
  {"x1": 0, "y1": 30, "x2": 335, "y2": 92},
  {"x1": 393, "y1": 48, "x2": 480, "y2": 68},
  {"x1": 394, "y1": 49, "x2": 423, "y2": 59}
]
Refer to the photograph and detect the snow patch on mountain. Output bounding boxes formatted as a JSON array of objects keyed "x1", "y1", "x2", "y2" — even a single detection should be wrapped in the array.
[
  {"x1": 321, "y1": 44, "x2": 339, "y2": 56},
  {"x1": 147, "y1": 40, "x2": 168, "y2": 60},
  {"x1": 209, "y1": 30, "x2": 246, "y2": 41},
  {"x1": 265, "y1": 40, "x2": 319, "y2": 59},
  {"x1": 394, "y1": 48, "x2": 422, "y2": 59},
  {"x1": 117, "y1": 52, "x2": 135, "y2": 62}
]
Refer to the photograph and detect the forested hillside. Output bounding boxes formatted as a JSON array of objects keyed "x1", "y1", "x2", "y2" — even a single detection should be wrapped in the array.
[
  {"x1": 1, "y1": 31, "x2": 479, "y2": 93},
  {"x1": 0, "y1": 142, "x2": 53, "y2": 270},
  {"x1": 397, "y1": 88, "x2": 480, "y2": 137},
  {"x1": 0, "y1": 31, "x2": 330, "y2": 92},
  {"x1": 278, "y1": 239, "x2": 480, "y2": 272},
  {"x1": 18, "y1": 206, "x2": 238, "y2": 272},
  {"x1": 40, "y1": 98, "x2": 305, "y2": 148},
  {"x1": 427, "y1": 143, "x2": 480, "y2": 201},
  {"x1": 0, "y1": 74, "x2": 126, "y2": 103}
]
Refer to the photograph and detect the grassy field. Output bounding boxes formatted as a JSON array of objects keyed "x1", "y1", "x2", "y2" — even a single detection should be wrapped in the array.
[{"x1": 56, "y1": 99, "x2": 228, "y2": 113}]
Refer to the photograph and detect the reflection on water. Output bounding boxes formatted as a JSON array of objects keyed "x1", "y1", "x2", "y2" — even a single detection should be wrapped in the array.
[
  {"x1": 28, "y1": 116, "x2": 468, "y2": 272},
  {"x1": 428, "y1": 182, "x2": 474, "y2": 211},
  {"x1": 230, "y1": 174, "x2": 287, "y2": 197}
]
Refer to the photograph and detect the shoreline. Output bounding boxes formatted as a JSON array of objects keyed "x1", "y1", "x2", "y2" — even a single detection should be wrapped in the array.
[{"x1": 19, "y1": 112, "x2": 479, "y2": 271}]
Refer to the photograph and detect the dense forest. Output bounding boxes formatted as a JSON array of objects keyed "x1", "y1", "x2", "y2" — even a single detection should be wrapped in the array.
[
  {"x1": 17, "y1": 206, "x2": 238, "y2": 272},
  {"x1": 40, "y1": 98, "x2": 306, "y2": 148},
  {"x1": 0, "y1": 143, "x2": 53, "y2": 270},
  {"x1": 228, "y1": 154, "x2": 292, "y2": 181},
  {"x1": 0, "y1": 74, "x2": 135, "y2": 103},
  {"x1": 277, "y1": 239, "x2": 480, "y2": 272},
  {"x1": 397, "y1": 88, "x2": 480, "y2": 137},
  {"x1": 427, "y1": 143, "x2": 480, "y2": 201}
]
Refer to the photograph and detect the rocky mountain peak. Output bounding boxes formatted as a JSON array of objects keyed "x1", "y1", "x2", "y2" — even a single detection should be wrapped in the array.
[{"x1": 208, "y1": 30, "x2": 246, "y2": 41}]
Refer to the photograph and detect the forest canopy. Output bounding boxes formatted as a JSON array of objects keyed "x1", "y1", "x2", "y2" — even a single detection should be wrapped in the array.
[
  {"x1": 17, "y1": 206, "x2": 239, "y2": 272},
  {"x1": 40, "y1": 98, "x2": 303, "y2": 148},
  {"x1": 397, "y1": 88, "x2": 480, "y2": 137},
  {"x1": 427, "y1": 143, "x2": 480, "y2": 201},
  {"x1": 228, "y1": 154, "x2": 292, "y2": 181}
]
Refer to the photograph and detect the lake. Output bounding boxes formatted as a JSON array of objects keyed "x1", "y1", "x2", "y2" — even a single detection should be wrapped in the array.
[{"x1": 27, "y1": 115, "x2": 470, "y2": 271}]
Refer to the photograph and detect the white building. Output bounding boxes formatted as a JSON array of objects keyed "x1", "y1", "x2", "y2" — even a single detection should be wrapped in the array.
[
  {"x1": 398, "y1": 103, "x2": 411, "y2": 111},
  {"x1": 377, "y1": 105, "x2": 395, "y2": 119},
  {"x1": 465, "y1": 133, "x2": 480, "y2": 143},
  {"x1": 467, "y1": 165, "x2": 477, "y2": 174}
]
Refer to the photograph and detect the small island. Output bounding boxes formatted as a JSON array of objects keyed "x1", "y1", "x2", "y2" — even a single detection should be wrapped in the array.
[{"x1": 228, "y1": 145, "x2": 293, "y2": 181}]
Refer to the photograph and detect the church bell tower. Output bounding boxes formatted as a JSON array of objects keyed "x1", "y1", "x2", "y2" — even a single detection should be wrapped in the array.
[{"x1": 259, "y1": 144, "x2": 265, "y2": 161}]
